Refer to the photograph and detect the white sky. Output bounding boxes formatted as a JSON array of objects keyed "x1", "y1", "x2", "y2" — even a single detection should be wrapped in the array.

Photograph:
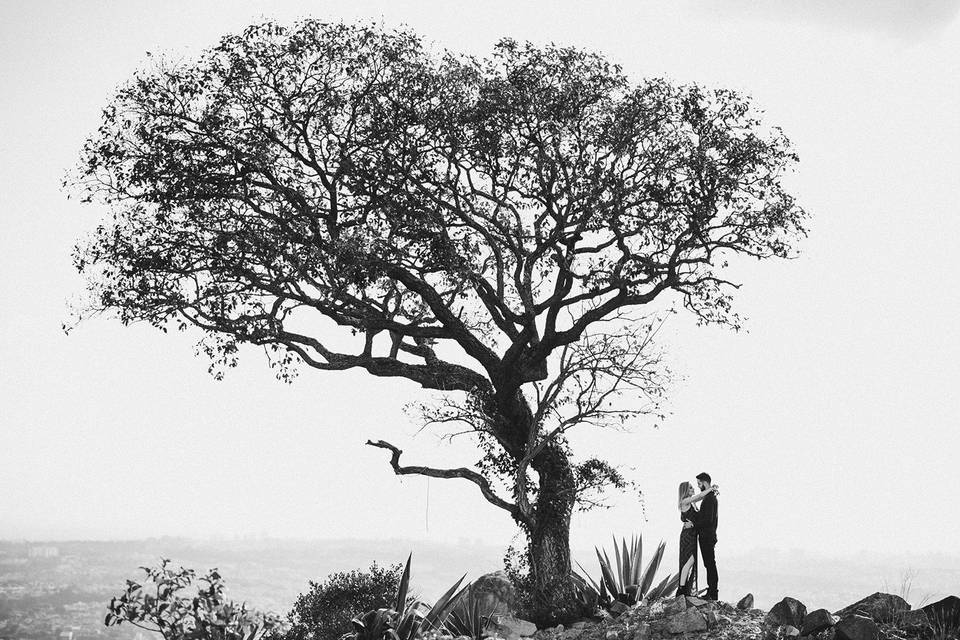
[{"x1": 1, "y1": 0, "x2": 958, "y2": 567}]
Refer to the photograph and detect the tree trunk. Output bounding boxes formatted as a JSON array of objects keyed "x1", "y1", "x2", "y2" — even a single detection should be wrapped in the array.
[{"x1": 525, "y1": 443, "x2": 581, "y2": 626}]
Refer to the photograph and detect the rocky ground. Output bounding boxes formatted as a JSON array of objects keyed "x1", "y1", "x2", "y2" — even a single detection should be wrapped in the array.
[
  {"x1": 531, "y1": 595, "x2": 765, "y2": 640},
  {"x1": 466, "y1": 583, "x2": 960, "y2": 640}
]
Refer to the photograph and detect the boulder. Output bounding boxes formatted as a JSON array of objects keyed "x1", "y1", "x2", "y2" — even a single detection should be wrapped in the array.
[
  {"x1": 665, "y1": 608, "x2": 708, "y2": 634},
  {"x1": 921, "y1": 595, "x2": 960, "y2": 631},
  {"x1": 834, "y1": 615, "x2": 879, "y2": 640},
  {"x1": 783, "y1": 626, "x2": 800, "y2": 637},
  {"x1": 898, "y1": 609, "x2": 929, "y2": 625},
  {"x1": 469, "y1": 571, "x2": 518, "y2": 616},
  {"x1": 492, "y1": 616, "x2": 537, "y2": 640},
  {"x1": 834, "y1": 592, "x2": 909, "y2": 623},
  {"x1": 801, "y1": 608, "x2": 835, "y2": 636},
  {"x1": 765, "y1": 597, "x2": 807, "y2": 629},
  {"x1": 737, "y1": 593, "x2": 755, "y2": 610},
  {"x1": 685, "y1": 596, "x2": 708, "y2": 607},
  {"x1": 663, "y1": 596, "x2": 687, "y2": 616}
]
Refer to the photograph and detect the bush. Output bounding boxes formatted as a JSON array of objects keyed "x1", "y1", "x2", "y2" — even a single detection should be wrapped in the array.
[
  {"x1": 105, "y1": 559, "x2": 283, "y2": 640},
  {"x1": 282, "y1": 562, "x2": 402, "y2": 640}
]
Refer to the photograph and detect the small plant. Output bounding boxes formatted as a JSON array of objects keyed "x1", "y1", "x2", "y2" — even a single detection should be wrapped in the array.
[
  {"x1": 575, "y1": 534, "x2": 678, "y2": 610},
  {"x1": 502, "y1": 540, "x2": 537, "y2": 620},
  {"x1": 105, "y1": 559, "x2": 283, "y2": 640}
]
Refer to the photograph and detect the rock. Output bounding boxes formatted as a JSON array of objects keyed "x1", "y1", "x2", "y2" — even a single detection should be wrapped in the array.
[
  {"x1": 685, "y1": 596, "x2": 708, "y2": 607},
  {"x1": 469, "y1": 572, "x2": 518, "y2": 617},
  {"x1": 801, "y1": 608, "x2": 835, "y2": 636},
  {"x1": 737, "y1": 593, "x2": 755, "y2": 610},
  {"x1": 766, "y1": 597, "x2": 807, "y2": 630},
  {"x1": 899, "y1": 609, "x2": 929, "y2": 625},
  {"x1": 834, "y1": 615, "x2": 879, "y2": 640},
  {"x1": 663, "y1": 596, "x2": 687, "y2": 616},
  {"x1": 633, "y1": 622, "x2": 651, "y2": 640},
  {"x1": 834, "y1": 592, "x2": 909, "y2": 624},
  {"x1": 665, "y1": 608, "x2": 708, "y2": 634},
  {"x1": 783, "y1": 625, "x2": 800, "y2": 637},
  {"x1": 921, "y1": 595, "x2": 960, "y2": 631},
  {"x1": 559, "y1": 629, "x2": 582, "y2": 640},
  {"x1": 604, "y1": 630, "x2": 619, "y2": 640},
  {"x1": 705, "y1": 610, "x2": 719, "y2": 628},
  {"x1": 716, "y1": 615, "x2": 732, "y2": 626},
  {"x1": 609, "y1": 601, "x2": 631, "y2": 616},
  {"x1": 492, "y1": 616, "x2": 537, "y2": 640},
  {"x1": 571, "y1": 622, "x2": 588, "y2": 630}
]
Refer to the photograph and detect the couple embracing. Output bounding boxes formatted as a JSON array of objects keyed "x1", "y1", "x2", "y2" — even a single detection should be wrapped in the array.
[{"x1": 676, "y1": 472, "x2": 719, "y2": 600}]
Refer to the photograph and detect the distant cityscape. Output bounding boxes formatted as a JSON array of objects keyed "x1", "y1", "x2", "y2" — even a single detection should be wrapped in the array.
[
  {"x1": 0, "y1": 537, "x2": 507, "y2": 640},
  {"x1": 1, "y1": 538, "x2": 957, "y2": 640}
]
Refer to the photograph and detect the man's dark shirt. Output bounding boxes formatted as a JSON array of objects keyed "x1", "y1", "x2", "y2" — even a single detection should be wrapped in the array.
[{"x1": 696, "y1": 492, "x2": 718, "y2": 542}]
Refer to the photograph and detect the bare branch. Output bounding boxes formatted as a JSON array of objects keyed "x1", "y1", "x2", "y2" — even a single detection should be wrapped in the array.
[{"x1": 365, "y1": 439, "x2": 530, "y2": 525}]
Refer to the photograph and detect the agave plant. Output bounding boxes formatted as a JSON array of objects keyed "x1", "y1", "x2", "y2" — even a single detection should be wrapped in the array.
[
  {"x1": 575, "y1": 535, "x2": 679, "y2": 609},
  {"x1": 569, "y1": 571, "x2": 601, "y2": 614},
  {"x1": 440, "y1": 588, "x2": 505, "y2": 640},
  {"x1": 347, "y1": 554, "x2": 470, "y2": 640},
  {"x1": 419, "y1": 572, "x2": 471, "y2": 636}
]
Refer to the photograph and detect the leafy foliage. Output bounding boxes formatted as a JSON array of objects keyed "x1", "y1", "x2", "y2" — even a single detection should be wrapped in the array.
[
  {"x1": 282, "y1": 561, "x2": 402, "y2": 640},
  {"x1": 105, "y1": 559, "x2": 283, "y2": 640},
  {"x1": 575, "y1": 535, "x2": 678, "y2": 609}
]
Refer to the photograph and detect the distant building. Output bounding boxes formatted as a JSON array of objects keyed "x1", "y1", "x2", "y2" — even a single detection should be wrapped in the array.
[{"x1": 27, "y1": 546, "x2": 59, "y2": 558}]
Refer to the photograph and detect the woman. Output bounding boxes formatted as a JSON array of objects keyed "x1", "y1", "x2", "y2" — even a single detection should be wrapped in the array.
[{"x1": 676, "y1": 481, "x2": 717, "y2": 597}]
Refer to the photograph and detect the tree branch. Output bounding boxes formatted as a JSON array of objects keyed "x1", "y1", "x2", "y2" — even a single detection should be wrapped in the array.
[{"x1": 365, "y1": 439, "x2": 530, "y2": 525}]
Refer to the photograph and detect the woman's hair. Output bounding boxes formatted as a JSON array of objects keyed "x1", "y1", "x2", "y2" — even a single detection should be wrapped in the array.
[{"x1": 678, "y1": 481, "x2": 693, "y2": 507}]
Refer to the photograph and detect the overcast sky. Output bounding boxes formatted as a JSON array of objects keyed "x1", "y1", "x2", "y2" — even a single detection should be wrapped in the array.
[{"x1": 1, "y1": 0, "x2": 958, "y2": 578}]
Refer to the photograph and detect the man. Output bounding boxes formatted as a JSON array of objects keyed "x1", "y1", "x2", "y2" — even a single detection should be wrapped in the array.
[{"x1": 695, "y1": 472, "x2": 719, "y2": 601}]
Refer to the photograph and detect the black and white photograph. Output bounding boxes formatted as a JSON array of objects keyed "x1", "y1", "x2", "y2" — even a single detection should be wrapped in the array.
[{"x1": 1, "y1": 2, "x2": 958, "y2": 640}]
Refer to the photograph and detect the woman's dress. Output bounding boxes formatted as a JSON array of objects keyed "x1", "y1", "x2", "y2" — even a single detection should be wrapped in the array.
[{"x1": 677, "y1": 506, "x2": 699, "y2": 597}]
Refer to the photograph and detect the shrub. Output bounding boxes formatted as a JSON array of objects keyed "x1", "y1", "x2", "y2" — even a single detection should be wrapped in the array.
[
  {"x1": 283, "y1": 562, "x2": 402, "y2": 640},
  {"x1": 105, "y1": 559, "x2": 282, "y2": 640}
]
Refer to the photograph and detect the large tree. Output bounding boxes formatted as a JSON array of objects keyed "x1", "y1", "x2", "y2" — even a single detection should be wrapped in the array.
[{"x1": 68, "y1": 20, "x2": 806, "y2": 623}]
